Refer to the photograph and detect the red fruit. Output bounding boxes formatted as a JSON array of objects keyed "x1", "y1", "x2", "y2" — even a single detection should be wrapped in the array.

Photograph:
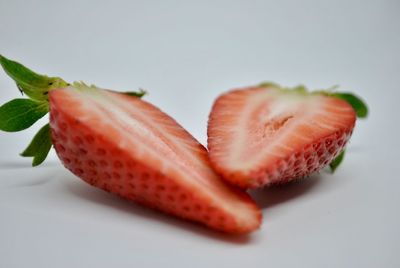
[
  {"x1": 0, "y1": 56, "x2": 261, "y2": 234},
  {"x1": 208, "y1": 84, "x2": 365, "y2": 189},
  {"x1": 49, "y1": 85, "x2": 261, "y2": 233}
]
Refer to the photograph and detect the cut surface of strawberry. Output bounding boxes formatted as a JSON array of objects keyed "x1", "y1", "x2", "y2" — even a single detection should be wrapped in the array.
[
  {"x1": 50, "y1": 84, "x2": 261, "y2": 233},
  {"x1": 0, "y1": 56, "x2": 261, "y2": 234},
  {"x1": 208, "y1": 84, "x2": 367, "y2": 189}
]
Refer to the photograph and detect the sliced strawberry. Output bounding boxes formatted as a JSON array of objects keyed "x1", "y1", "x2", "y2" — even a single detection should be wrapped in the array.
[
  {"x1": 50, "y1": 85, "x2": 262, "y2": 233},
  {"x1": 208, "y1": 84, "x2": 367, "y2": 189},
  {"x1": 0, "y1": 56, "x2": 261, "y2": 234}
]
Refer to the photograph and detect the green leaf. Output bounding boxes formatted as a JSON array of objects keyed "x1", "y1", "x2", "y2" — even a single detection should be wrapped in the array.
[
  {"x1": 21, "y1": 123, "x2": 52, "y2": 166},
  {"x1": 329, "y1": 150, "x2": 346, "y2": 173},
  {"x1": 331, "y1": 92, "x2": 368, "y2": 118},
  {"x1": 0, "y1": 99, "x2": 48, "y2": 132},
  {"x1": 123, "y1": 89, "x2": 147, "y2": 98},
  {"x1": 258, "y1": 82, "x2": 309, "y2": 94},
  {"x1": 259, "y1": 81, "x2": 281, "y2": 88},
  {"x1": 0, "y1": 54, "x2": 68, "y2": 101}
]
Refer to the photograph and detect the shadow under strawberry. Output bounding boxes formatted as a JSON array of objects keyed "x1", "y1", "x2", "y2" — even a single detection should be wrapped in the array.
[
  {"x1": 249, "y1": 174, "x2": 322, "y2": 210},
  {"x1": 63, "y1": 174, "x2": 257, "y2": 244}
]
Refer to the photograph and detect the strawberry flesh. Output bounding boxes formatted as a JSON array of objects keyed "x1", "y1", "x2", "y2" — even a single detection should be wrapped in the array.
[
  {"x1": 207, "y1": 86, "x2": 356, "y2": 189},
  {"x1": 49, "y1": 85, "x2": 261, "y2": 233}
]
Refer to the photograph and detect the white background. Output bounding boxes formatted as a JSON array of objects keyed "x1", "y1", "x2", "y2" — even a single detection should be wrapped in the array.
[{"x1": 0, "y1": 0, "x2": 399, "y2": 267}]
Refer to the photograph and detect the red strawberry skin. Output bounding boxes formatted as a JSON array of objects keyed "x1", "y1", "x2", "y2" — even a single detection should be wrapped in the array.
[
  {"x1": 207, "y1": 86, "x2": 356, "y2": 189},
  {"x1": 49, "y1": 86, "x2": 261, "y2": 234}
]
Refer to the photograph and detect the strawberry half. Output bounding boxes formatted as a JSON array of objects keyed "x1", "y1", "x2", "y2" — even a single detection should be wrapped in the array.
[
  {"x1": 0, "y1": 55, "x2": 261, "y2": 234},
  {"x1": 207, "y1": 83, "x2": 368, "y2": 189}
]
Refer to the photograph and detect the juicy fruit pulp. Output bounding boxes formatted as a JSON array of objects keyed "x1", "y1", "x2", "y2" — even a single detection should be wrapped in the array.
[
  {"x1": 50, "y1": 85, "x2": 261, "y2": 233},
  {"x1": 208, "y1": 86, "x2": 357, "y2": 189}
]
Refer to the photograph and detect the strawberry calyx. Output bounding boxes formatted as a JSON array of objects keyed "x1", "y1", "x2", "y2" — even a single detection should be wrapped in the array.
[
  {"x1": 0, "y1": 55, "x2": 69, "y2": 101},
  {"x1": 259, "y1": 81, "x2": 368, "y2": 172},
  {"x1": 0, "y1": 55, "x2": 145, "y2": 166}
]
